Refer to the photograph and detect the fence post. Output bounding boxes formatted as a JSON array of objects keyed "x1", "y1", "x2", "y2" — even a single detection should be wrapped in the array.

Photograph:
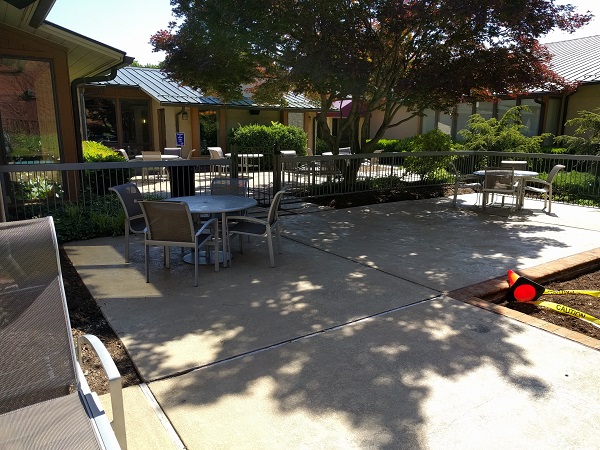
[{"x1": 273, "y1": 142, "x2": 282, "y2": 193}]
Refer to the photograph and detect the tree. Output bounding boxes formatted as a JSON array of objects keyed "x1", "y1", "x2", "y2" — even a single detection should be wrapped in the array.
[
  {"x1": 151, "y1": 0, "x2": 590, "y2": 159},
  {"x1": 555, "y1": 108, "x2": 600, "y2": 155}
]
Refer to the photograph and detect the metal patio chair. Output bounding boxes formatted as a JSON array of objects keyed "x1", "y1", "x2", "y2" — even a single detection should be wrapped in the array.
[
  {"x1": 208, "y1": 147, "x2": 229, "y2": 176},
  {"x1": 226, "y1": 189, "x2": 286, "y2": 267},
  {"x1": 0, "y1": 217, "x2": 126, "y2": 449},
  {"x1": 525, "y1": 164, "x2": 565, "y2": 213},
  {"x1": 109, "y1": 183, "x2": 146, "y2": 263},
  {"x1": 138, "y1": 200, "x2": 219, "y2": 286},
  {"x1": 450, "y1": 162, "x2": 482, "y2": 206},
  {"x1": 481, "y1": 167, "x2": 518, "y2": 210}
]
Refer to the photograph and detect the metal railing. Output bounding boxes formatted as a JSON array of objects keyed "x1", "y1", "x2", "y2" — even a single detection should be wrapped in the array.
[{"x1": 1, "y1": 150, "x2": 599, "y2": 223}]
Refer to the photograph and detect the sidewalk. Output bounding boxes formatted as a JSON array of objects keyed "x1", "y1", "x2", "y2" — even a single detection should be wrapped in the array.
[{"x1": 66, "y1": 195, "x2": 600, "y2": 449}]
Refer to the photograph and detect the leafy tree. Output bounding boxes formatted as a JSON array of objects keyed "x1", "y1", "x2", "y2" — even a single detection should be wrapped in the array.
[
  {"x1": 459, "y1": 106, "x2": 549, "y2": 153},
  {"x1": 555, "y1": 108, "x2": 600, "y2": 155},
  {"x1": 151, "y1": 0, "x2": 590, "y2": 176}
]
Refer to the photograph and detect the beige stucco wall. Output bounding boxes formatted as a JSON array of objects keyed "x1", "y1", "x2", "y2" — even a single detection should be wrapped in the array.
[
  {"x1": 564, "y1": 84, "x2": 600, "y2": 135},
  {"x1": 369, "y1": 107, "x2": 420, "y2": 140}
]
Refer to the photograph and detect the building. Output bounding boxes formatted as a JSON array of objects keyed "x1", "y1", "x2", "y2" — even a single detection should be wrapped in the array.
[
  {"x1": 0, "y1": 0, "x2": 132, "y2": 164},
  {"x1": 83, "y1": 67, "x2": 320, "y2": 158},
  {"x1": 371, "y1": 35, "x2": 600, "y2": 142}
]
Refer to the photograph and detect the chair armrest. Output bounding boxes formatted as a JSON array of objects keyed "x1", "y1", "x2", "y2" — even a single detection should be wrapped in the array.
[
  {"x1": 226, "y1": 216, "x2": 267, "y2": 225},
  {"x1": 195, "y1": 218, "x2": 218, "y2": 236},
  {"x1": 77, "y1": 334, "x2": 126, "y2": 450},
  {"x1": 526, "y1": 178, "x2": 550, "y2": 186}
]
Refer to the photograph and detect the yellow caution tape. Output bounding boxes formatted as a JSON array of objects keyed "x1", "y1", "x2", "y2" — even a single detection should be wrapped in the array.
[
  {"x1": 543, "y1": 289, "x2": 600, "y2": 298},
  {"x1": 533, "y1": 300, "x2": 600, "y2": 329}
]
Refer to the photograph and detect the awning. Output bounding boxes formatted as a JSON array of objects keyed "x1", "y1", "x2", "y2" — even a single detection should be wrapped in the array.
[{"x1": 325, "y1": 100, "x2": 367, "y2": 118}]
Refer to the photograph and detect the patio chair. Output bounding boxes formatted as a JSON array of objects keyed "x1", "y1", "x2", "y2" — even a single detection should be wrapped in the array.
[
  {"x1": 109, "y1": 183, "x2": 146, "y2": 263},
  {"x1": 208, "y1": 147, "x2": 229, "y2": 176},
  {"x1": 141, "y1": 151, "x2": 166, "y2": 182},
  {"x1": 525, "y1": 164, "x2": 565, "y2": 213},
  {"x1": 163, "y1": 147, "x2": 182, "y2": 158},
  {"x1": 210, "y1": 177, "x2": 249, "y2": 196},
  {"x1": 0, "y1": 216, "x2": 126, "y2": 449},
  {"x1": 138, "y1": 200, "x2": 219, "y2": 286},
  {"x1": 450, "y1": 162, "x2": 482, "y2": 206},
  {"x1": 481, "y1": 167, "x2": 518, "y2": 210},
  {"x1": 279, "y1": 150, "x2": 299, "y2": 184},
  {"x1": 115, "y1": 149, "x2": 129, "y2": 161},
  {"x1": 226, "y1": 189, "x2": 286, "y2": 267}
]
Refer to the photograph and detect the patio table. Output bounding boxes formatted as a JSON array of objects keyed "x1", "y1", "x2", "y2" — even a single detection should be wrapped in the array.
[{"x1": 167, "y1": 195, "x2": 257, "y2": 265}]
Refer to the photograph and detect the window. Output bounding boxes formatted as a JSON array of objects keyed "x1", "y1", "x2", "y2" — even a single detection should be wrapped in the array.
[
  {"x1": 475, "y1": 101, "x2": 494, "y2": 120},
  {"x1": 85, "y1": 98, "x2": 117, "y2": 147},
  {"x1": 421, "y1": 109, "x2": 436, "y2": 133},
  {"x1": 120, "y1": 99, "x2": 150, "y2": 152},
  {"x1": 199, "y1": 110, "x2": 218, "y2": 155},
  {"x1": 496, "y1": 99, "x2": 517, "y2": 120},
  {"x1": 0, "y1": 58, "x2": 60, "y2": 163},
  {"x1": 519, "y1": 98, "x2": 541, "y2": 137},
  {"x1": 455, "y1": 103, "x2": 474, "y2": 140}
]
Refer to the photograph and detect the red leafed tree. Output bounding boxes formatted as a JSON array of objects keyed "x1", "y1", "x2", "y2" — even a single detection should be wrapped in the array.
[{"x1": 151, "y1": 0, "x2": 591, "y2": 155}]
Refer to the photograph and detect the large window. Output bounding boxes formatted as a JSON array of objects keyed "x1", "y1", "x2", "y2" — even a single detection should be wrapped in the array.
[
  {"x1": 0, "y1": 58, "x2": 60, "y2": 163},
  {"x1": 85, "y1": 97, "x2": 150, "y2": 153},
  {"x1": 85, "y1": 98, "x2": 117, "y2": 147},
  {"x1": 199, "y1": 110, "x2": 218, "y2": 155}
]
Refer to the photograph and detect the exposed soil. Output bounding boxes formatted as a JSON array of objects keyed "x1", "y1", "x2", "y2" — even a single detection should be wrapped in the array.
[
  {"x1": 498, "y1": 272, "x2": 600, "y2": 341},
  {"x1": 64, "y1": 187, "x2": 599, "y2": 394},
  {"x1": 61, "y1": 248, "x2": 142, "y2": 394}
]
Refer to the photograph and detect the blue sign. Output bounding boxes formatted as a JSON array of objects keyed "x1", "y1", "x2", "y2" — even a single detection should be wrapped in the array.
[{"x1": 176, "y1": 132, "x2": 185, "y2": 146}]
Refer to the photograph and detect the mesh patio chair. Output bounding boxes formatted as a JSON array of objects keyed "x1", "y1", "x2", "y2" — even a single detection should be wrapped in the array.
[
  {"x1": 138, "y1": 200, "x2": 219, "y2": 286},
  {"x1": 525, "y1": 164, "x2": 565, "y2": 213},
  {"x1": 481, "y1": 167, "x2": 518, "y2": 210},
  {"x1": 141, "y1": 151, "x2": 166, "y2": 182},
  {"x1": 208, "y1": 147, "x2": 229, "y2": 176},
  {"x1": 0, "y1": 217, "x2": 126, "y2": 449},
  {"x1": 226, "y1": 189, "x2": 286, "y2": 267},
  {"x1": 163, "y1": 147, "x2": 182, "y2": 157},
  {"x1": 109, "y1": 183, "x2": 146, "y2": 263},
  {"x1": 210, "y1": 177, "x2": 249, "y2": 196},
  {"x1": 449, "y1": 162, "x2": 482, "y2": 206}
]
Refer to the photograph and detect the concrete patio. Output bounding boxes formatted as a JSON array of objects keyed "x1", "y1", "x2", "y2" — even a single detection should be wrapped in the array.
[{"x1": 64, "y1": 194, "x2": 600, "y2": 449}]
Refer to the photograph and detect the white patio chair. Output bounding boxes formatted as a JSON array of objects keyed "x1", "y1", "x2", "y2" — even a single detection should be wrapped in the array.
[
  {"x1": 0, "y1": 217, "x2": 126, "y2": 449},
  {"x1": 525, "y1": 164, "x2": 565, "y2": 213},
  {"x1": 226, "y1": 189, "x2": 286, "y2": 267},
  {"x1": 450, "y1": 162, "x2": 482, "y2": 206},
  {"x1": 481, "y1": 167, "x2": 518, "y2": 210},
  {"x1": 109, "y1": 183, "x2": 146, "y2": 262},
  {"x1": 163, "y1": 147, "x2": 182, "y2": 158},
  {"x1": 208, "y1": 147, "x2": 229, "y2": 176},
  {"x1": 141, "y1": 151, "x2": 166, "y2": 182},
  {"x1": 138, "y1": 200, "x2": 219, "y2": 286}
]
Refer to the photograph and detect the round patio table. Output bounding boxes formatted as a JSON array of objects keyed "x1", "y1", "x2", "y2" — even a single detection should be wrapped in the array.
[{"x1": 167, "y1": 195, "x2": 257, "y2": 265}]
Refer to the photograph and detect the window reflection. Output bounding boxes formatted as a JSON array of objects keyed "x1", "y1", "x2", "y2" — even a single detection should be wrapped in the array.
[{"x1": 0, "y1": 58, "x2": 60, "y2": 163}]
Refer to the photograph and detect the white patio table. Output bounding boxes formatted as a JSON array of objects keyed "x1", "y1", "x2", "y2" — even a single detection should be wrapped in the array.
[{"x1": 167, "y1": 194, "x2": 257, "y2": 265}]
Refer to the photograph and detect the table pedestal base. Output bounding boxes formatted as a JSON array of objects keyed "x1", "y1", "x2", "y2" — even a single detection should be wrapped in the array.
[{"x1": 183, "y1": 250, "x2": 229, "y2": 265}]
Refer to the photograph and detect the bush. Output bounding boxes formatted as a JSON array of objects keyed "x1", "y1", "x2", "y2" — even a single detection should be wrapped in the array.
[
  {"x1": 554, "y1": 108, "x2": 600, "y2": 155},
  {"x1": 403, "y1": 129, "x2": 455, "y2": 180},
  {"x1": 228, "y1": 122, "x2": 307, "y2": 154},
  {"x1": 459, "y1": 106, "x2": 549, "y2": 153},
  {"x1": 82, "y1": 141, "x2": 132, "y2": 193}
]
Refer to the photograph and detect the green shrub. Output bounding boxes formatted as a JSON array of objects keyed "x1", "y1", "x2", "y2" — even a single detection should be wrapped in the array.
[
  {"x1": 459, "y1": 106, "x2": 549, "y2": 153},
  {"x1": 403, "y1": 129, "x2": 455, "y2": 180},
  {"x1": 82, "y1": 141, "x2": 132, "y2": 193},
  {"x1": 229, "y1": 122, "x2": 307, "y2": 154},
  {"x1": 554, "y1": 108, "x2": 600, "y2": 155}
]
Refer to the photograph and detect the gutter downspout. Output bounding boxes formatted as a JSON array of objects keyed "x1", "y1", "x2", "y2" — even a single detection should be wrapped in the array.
[{"x1": 70, "y1": 56, "x2": 134, "y2": 161}]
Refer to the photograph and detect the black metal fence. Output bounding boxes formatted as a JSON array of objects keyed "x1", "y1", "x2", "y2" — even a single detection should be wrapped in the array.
[{"x1": 1, "y1": 150, "x2": 599, "y2": 223}]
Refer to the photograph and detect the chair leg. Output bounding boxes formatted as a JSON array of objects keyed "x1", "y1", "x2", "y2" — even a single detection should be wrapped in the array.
[
  {"x1": 145, "y1": 245, "x2": 150, "y2": 283},
  {"x1": 124, "y1": 223, "x2": 130, "y2": 263},
  {"x1": 276, "y1": 224, "x2": 282, "y2": 254},
  {"x1": 194, "y1": 246, "x2": 199, "y2": 287},
  {"x1": 547, "y1": 186, "x2": 552, "y2": 213},
  {"x1": 267, "y1": 231, "x2": 275, "y2": 267}
]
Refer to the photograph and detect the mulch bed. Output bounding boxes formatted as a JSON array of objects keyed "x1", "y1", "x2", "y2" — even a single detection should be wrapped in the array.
[
  {"x1": 61, "y1": 248, "x2": 142, "y2": 394},
  {"x1": 498, "y1": 271, "x2": 600, "y2": 341}
]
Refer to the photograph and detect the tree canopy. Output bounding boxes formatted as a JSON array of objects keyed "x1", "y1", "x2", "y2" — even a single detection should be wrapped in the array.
[{"x1": 151, "y1": 0, "x2": 591, "y2": 153}]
